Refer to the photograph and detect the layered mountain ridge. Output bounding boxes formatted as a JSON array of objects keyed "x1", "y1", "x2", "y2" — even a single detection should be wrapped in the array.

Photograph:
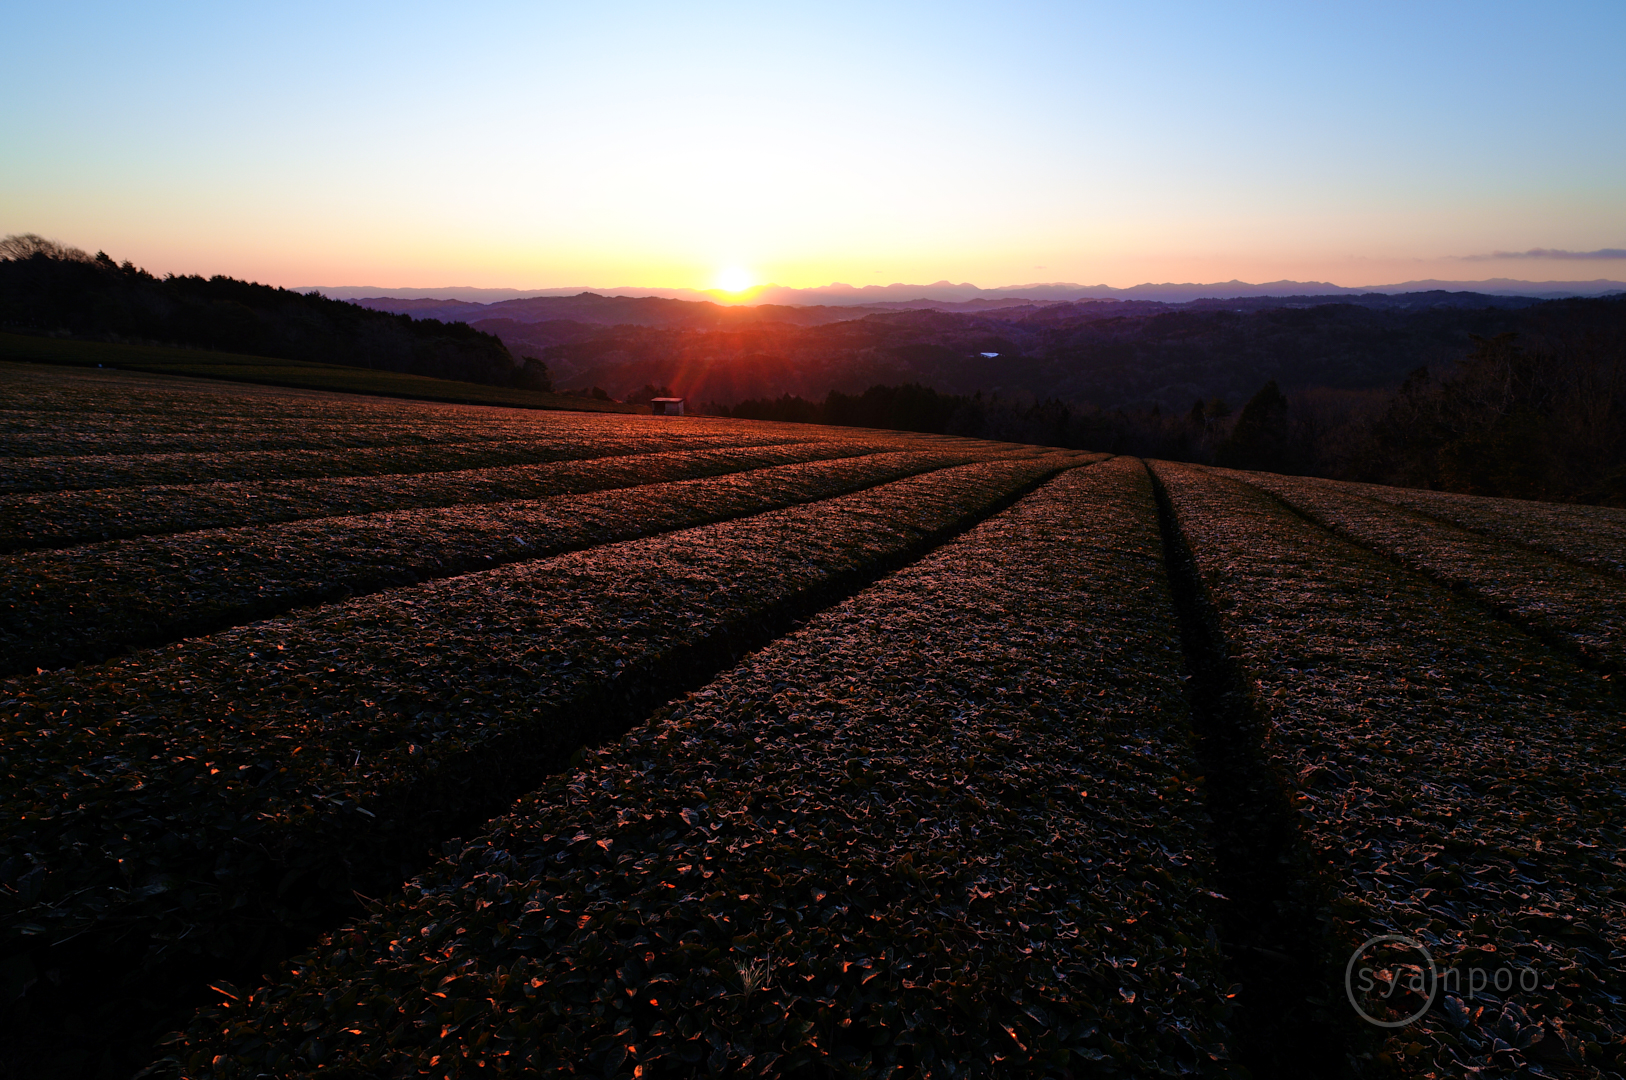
[{"x1": 301, "y1": 275, "x2": 1626, "y2": 308}]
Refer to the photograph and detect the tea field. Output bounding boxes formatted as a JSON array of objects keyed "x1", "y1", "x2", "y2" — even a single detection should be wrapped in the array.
[{"x1": 1, "y1": 361, "x2": 1621, "y2": 1079}]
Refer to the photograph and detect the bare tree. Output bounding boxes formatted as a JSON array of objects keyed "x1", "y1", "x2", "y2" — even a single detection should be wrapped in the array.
[{"x1": 0, "y1": 233, "x2": 94, "y2": 263}]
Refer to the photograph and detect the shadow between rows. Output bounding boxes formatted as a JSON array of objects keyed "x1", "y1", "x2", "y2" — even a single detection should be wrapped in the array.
[
  {"x1": 1146, "y1": 462, "x2": 1354, "y2": 1079},
  {"x1": 0, "y1": 442, "x2": 843, "y2": 554},
  {"x1": 2, "y1": 455, "x2": 991, "y2": 679},
  {"x1": 1231, "y1": 474, "x2": 1624, "y2": 696}
]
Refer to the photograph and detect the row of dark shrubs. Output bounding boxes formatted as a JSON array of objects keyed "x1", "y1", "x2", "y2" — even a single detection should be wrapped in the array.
[
  {"x1": 0, "y1": 447, "x2": 968, "y2": 674},
  {"x1": 1154, "y1": 461, "x2": 1626, "y2": 1073},
  {"x1": 162, "y1": 457, "x2": 1238, "y2": 1079},
  {"x1": 718, "y1": 384, "x2": 1055, "y2": 442},
  {"x1": 1, "y1": 456, "x2": 1064, "y2": 1077}
]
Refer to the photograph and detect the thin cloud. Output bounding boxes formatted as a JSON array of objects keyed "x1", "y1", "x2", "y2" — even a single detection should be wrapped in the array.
[{"x1": 1459, "y1": 247, "x2": 1626, "y2": 261}]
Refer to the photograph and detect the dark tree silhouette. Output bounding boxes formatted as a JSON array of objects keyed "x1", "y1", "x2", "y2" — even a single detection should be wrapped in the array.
[
  {"x1": 1216, "y1": 380, "x2": 1291, "y2": 471},
  {"x1": 0, "y1": 235, "x2": 519, "y2": 387},
  {"x1": 514, "y1": 356, "x2": 553, "y2": 391},
  {"x1": 621, "y1": 383, "x2": 674, "y2": 405}
]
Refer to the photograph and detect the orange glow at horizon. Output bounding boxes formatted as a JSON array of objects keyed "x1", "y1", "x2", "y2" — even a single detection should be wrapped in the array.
[{"x1": 2, "y1": 6, "x2": 1619, "y2": 300}]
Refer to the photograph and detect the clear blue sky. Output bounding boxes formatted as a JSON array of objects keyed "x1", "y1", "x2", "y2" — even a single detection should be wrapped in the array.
[{"x1": 3, "y1": 1, "x2": 1622, "y2": 292}]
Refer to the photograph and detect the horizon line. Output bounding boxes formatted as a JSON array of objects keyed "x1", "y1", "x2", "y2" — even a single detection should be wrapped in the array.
[{"x1": 292, "y1": 275, "x2": 1626, "y2": 304}]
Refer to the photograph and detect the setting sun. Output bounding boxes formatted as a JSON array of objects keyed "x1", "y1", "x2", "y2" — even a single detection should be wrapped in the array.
[{"x1": 715, "y1": 267, "x2": 754, "y2": 293}]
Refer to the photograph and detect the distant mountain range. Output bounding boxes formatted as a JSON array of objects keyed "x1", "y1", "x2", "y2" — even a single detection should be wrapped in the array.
[
  {"x1": 325, "y1": 287, "x2": 1608, "y2": 346},
  {"x1": 277, "y1": 277, "x2": 1626, "y2": 417},
  {"x1": 299, "y1": 276, "x2": 1626, "y2": 308},
  {"x1": 324, "y1": 289, "x2": 1620, "y2": 418}
]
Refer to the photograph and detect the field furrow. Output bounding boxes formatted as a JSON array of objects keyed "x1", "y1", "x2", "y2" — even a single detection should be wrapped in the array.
[
  {"x1": 163, "y1": 455, "x2": 1236, "y2": 1079},
  {"x1": 0, "y1": 450, "x2": 1065, "y2": 675},
  {"x1": 0, "y1": 415, "x2": 526, "y2": 441},
  {"x1": 0, "y1": 454, "x2": 1080, "y2": 1066},
  {"x1": 0, "y1": 410, "x2": 775, "y2": 448},
  {"x1": 0, "y1": 433, "x2": 835, "y2": 494},
  {"x1": 0, "y1": 363, "x2": 423, "y2": 418},
  {"x1": 1320, "y1": 478, "x2": 1626, "y2": 580},
  {"x1": 0, "y1": 441, "x2": 889, "y2": 550},
  {"x1": 0, "y1": 428, "x2": 559, "y2": 457},
  {"x1": 1151, "y1": 461, "x2": 1626, "y2": 1076},
  {"x1": 1225, "y1": 468, "x2": 1626, "y2": 676}
]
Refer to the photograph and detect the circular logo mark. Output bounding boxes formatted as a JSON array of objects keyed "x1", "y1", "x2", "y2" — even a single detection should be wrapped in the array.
[{"x1": 1345, "y1": 934, "x2": 1438, "y2": 1028}]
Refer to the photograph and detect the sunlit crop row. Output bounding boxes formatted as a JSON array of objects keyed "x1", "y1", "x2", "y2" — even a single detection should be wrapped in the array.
[
  {"x1": 1, "y1": 450, "x2": 1037, "y2": 675},
  {"x1": 1, "y1": 432, "x2": 834, "y2": 494},
  {"x1": 0, "y1": 413, "x2": 530, "y2": 441},
  {"x1": 1311, "y1": 475, "x2": 1626, "y2": 581},
  {"x1": 1153, "y1": 462, "x2": 1625, "y2": 1077},
  {"x1": 1224, "y1": 469, "x2": 1626, "y2": 677},
  {"x1": 1, "y1": 426, "x2": 539, "y2": 459},
  {"x1": 0, "y1": 370, "x2": 987, "y2": 471}
]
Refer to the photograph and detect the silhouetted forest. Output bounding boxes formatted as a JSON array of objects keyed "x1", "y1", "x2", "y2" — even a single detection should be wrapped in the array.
[
  {"x1": 1332, "y1": 331, "x2": 1626, "y2": 502},
  {"x1": 721, "y1": 385, "x2": 1195, "y2": 459},
  {"x1": 719, "y1": 322, "x2": 1626, "y2": 505},
  {"x1": 0, "y1": 235, "x2": 527, "y2": 387},
  {"x1": 505, "y1": 293, "x2": 1623, "y2": 415}
]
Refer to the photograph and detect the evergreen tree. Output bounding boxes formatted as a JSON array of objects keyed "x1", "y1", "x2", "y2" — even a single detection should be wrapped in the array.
[{"x1": 1217, "y1": 380, "x2": 1291, "y2": 471}]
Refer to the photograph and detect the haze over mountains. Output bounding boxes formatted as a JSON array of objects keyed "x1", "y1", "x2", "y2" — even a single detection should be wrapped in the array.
[
  {"x1": 302, "y1": 276, "x2": 1626, "y2": 308},
  {"x1": 338, "y1": 287, "x2": 1590, "y2": 339},
  {"x1": 306, "y1": 279, "x2": 1626, "y2": 413},
  {"x1": 323, "y1": 284, "x2": 1624, "y2": 420}
]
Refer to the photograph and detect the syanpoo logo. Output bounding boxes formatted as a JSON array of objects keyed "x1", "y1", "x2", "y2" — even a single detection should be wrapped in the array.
[{"x1": 1345, "y1": 934, "x2": 1438, "y2": 1028}]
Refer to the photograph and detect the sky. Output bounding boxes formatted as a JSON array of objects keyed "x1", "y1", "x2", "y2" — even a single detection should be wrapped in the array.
[{"x1": 2, "y1": 1, "x2": 1623, "y2": 295}]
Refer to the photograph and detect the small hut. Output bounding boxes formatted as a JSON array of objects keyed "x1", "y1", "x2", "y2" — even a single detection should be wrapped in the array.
[{"x1": 650, "y1": 397, "x2": 686, "y2": 416}]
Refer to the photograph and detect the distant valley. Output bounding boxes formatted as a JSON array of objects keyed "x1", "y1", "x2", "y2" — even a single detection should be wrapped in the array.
[{"x1": 348, "y1": 288, "x2": 1622, "y2": 413}]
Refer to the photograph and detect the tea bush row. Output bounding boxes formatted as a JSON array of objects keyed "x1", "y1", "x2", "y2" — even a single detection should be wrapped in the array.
[
  {"x1": 0, "y1": 441, "x2": 895, "y2": 550},
  {"x1": 0, "y1": 456, "x2": 1079, "y2": 1066},
  {"x1": 1225, "y1": 468, "x2": 1626, "y2": 678},
  {"x1": 0, "y1": 450, "x2": 1040, "y2": 674},
  {"x1": 1153, "y1": 462, "x2": 1626, "y2": 1077},
  {"x1": 164, "y1": 457, "x2": 1238, "y2": 1079}
]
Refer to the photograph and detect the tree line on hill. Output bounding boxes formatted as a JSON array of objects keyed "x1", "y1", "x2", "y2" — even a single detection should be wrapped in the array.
[
  {"x1": 519, "y1": 294, "x2": 1626, "y2": 417},
  {"x1": 715, "y1": 323, "x2": 1626, "y2": 505},
  {"x1": 1321, "y1": 329, "x2": 1625, "y2": 503},
  {"x1": 0, "y1": 234, "x2": 547, "y2": 389}
]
